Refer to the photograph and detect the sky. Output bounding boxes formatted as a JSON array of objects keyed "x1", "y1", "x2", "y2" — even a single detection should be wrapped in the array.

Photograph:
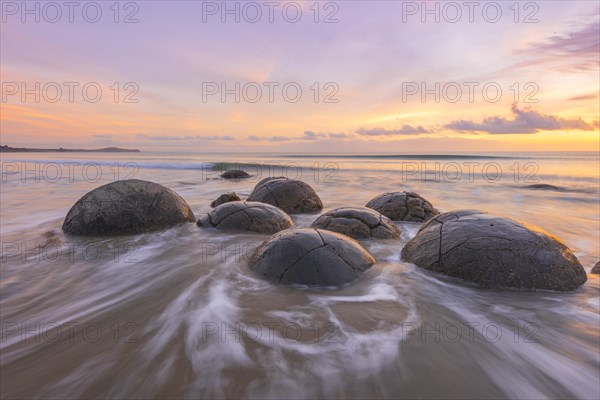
[{"x1": 1, "y1": 0, "x2": 599, "y2": 152}]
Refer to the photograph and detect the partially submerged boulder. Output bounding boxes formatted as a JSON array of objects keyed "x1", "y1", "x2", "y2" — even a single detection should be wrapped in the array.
[
  {"x1": 247, "y1": 177, "x2": 323, "y2": 214},
  {"x1": 250, "y1": 228, "x2": 376, "y2": 286},
  {"x1": 401, "y1": 210, "x2": 587, "y2": 291},
  {"x1": 366, "y1": 191, "x2": 439, "y2": 222},
  {"x1": 221, "y1": 170, "x2": 250, "y2": 180},
  {"x1": 211, "y1": 192, "x2": 240, "y2": 207},
  {"x1": 197, "y1": 201, "x2": 293, "y2": 234},
  {"x1": 62, "y1": 179, "x2": 195, "y2": 236},
  {"x1": 310, "y1": 207, "x2": 400, "y2": 240},
  {"x1": 523, "y1": 184, "x2": 562, "y2": 191},
  {"x1": 591, "y1": 262, "x2": 600, "y2": 274}
]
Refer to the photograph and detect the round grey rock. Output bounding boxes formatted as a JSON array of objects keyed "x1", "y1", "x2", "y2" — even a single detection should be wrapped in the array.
[
  {"x1": 310, "y1": 207, "x2": 401, "y2": 240},
  {"x1": 591, "y1": 262, "x2": 600, "y2": 274},
  {"x1": 366, "y1": 191, "x2": 439, "y2": 222},
  {"x1": 221, "y1": 170, "x2": 250, "y2": 180},
  {"x1": 197, "y1": 201, "x2": 293, "y2": 234},
  {"x1": 523, "y1": 184, "x2": 561, "y2": 191},
  {"x1": 401, "y1": 210, "x2": 587, "y2": 291},
  {"x1": 63, "y1": 179, "x2": 195, "y2": 236},
  {"x1": 211, "y1": 192, "x2": 241, "y2": 207},
  {"x1": 247, "y1": 177, "x2": 323, "y2": 214},
  {"x1": 250, "y1": 228, "x2": 376, "y2": 286}
]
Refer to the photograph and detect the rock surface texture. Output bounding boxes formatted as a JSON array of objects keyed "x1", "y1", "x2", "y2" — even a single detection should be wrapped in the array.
[
  {"x1": 250, "y1": 228, "x2": 376, "y2": 286},
  {"x1": 247, "y1": 177, "x2": 323, "y2": 214},
  {"x1": 366, "y1": 191, "x2": 439, "y2": 222},
  {"x1": 310, "y1": 207, "x2": 400, "y2": 240},
  {"x1": 62, "y1": 179, "x2": 195, "y2": 236},
  {"x1": 401, "y1": 210, "x2": 587, "y2": 291},
  {"x1": 197, "y1": 201, "x2": 293, "y2": 234}
]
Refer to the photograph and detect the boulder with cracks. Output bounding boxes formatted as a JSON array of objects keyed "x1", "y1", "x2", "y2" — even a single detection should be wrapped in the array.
[
  {"x1": 401, "y1": 210, "x2": 587, "y2": 291},
  {"x1": 197, "y1": 201, "x2": 293, "y2": 234},
  {"x1": 247, "y1": 177, "x2": 323, "y2": 214},
  {"x1": 366, "y1": 191, "x2": 439, "y2": 222},
  {"x1": 250, "y1": 228, "x2": 376, "y2": 286},
  {"x1": 310, "y1": 207, "x2": 401, "y2": 240},
  {"x1": 62, "y1": 179, "x2": 195, "y2": 236}
]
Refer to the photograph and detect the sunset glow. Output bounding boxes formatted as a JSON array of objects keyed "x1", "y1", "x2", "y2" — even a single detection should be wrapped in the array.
[
  {"x1": 2, "y1": 3, "x2": 600, "y2": 399},
  {"x1": 1, "y1": 1, "x2": 598, "y2": 152}
]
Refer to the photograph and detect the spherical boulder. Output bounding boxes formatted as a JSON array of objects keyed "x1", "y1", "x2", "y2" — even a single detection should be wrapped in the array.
[
  {"x1": 591, "y1": 262, "x2": 600, "y2": 274},
  {"x1": 310, "y1": 207, "x2": 400, "y2": 240},
  {"x1": 523, "y1": 184, "x2": 562, "y2": 191},
  {"x1": 250, "y1": 228, "x2": 376, "y2": 286},
  {"x1": 211, "y1": 192, "x2": 240, "y2": 207},
  {"x1": 197, "y1": 201, "x2": 293, "y2": 234},
  {"x1": 62, "y1": 179, "x2": 195, "y2": 236},
  {"x1": 366, "y1": 191, "x2": 439, "y2": 222},
  {"x1": 401, "y1": 210, "x2": 587, "y2": 291},
  {"x1": 247, "y1": 177, "x2": 323, "y2": 214},
  {"x1": 221, "y1": 170, "x2": 250, "y2": 180}
]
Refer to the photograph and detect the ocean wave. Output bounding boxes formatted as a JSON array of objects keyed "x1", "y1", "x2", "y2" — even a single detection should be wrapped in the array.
[
  {"x1": 1, "y1": 158, "x2": 217, "y2": 171},
  {"x1": 514, "y1": 183, "x2": 599, "y2": 194},
  {"x1": 282, "y1": 154, "x2": 526, "y2": 160},
  {"x1": 1, "y1": 158, "x2": 324, "y2": 172}
]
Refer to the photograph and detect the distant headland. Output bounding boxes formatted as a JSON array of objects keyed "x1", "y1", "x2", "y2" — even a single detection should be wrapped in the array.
[{"x1": 0, "y1": 145, "x2": 141, "y2": 153}]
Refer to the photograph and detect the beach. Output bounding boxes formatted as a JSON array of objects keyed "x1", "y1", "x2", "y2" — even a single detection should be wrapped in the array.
[{"x1": 1, "y1": 151, "x2": 599, "y2": 399}]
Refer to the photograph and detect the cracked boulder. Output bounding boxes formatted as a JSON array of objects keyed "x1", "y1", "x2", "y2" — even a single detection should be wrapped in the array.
[
  {"x1": 250, "y1": 228, "x2": 376, "y2": 286},
  {"x1": 197, "y1": 201, "x2": 293, "y2": 234},
  {"x1": 401, "y1": 210, "x2": 587, "y2": 291},
  {"x1": 310, "y1": 207, "x2": 400, "y2": 240},
  {"x1": 221, "y1": 170, "x2": 250, "y2": 180},
  {"x1": 62, "y1": 179, "x2": 195, "y2": 236},
  {"x1": 366, "y1": 191, "x2": 439, "y2": 222},
  {"x1": 211, "y1": 192, "x2": 240, "y2": 207},
  {"x1": 592, "y1": 262, "x2": 600, "y2": 274},
  {"x1": 247, "y1": 177, "x2": 323, "y2": 214}
]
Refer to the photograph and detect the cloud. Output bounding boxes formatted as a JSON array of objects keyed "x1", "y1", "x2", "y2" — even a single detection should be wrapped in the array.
[
  {"x1": 568, "y1": 93, "x2": 598, "y2": 101},
  {"x1": 248, "y1": 131, "x2": 354, "y2": 142},
  {"x1": 247, "y1": 135, "x2": 290, "y2": 142},
  {"x1": 202, "y1": 135, "x2": 235, "y2": 141},
  {"x1": 245, "y1": 104, "x2": 596, "y2": 143},
  {"x1": 328, "y1": 132, "x2": 355, "y2": 139},
  {"x1": 302, "y1": 131, "x2": 327, "y2": 140},
  {"x1": 356, "y1": 125, "x2": 430, "y2": 136},
  {"x1": 304, "y1": 131, "x2": 357, "y2": 139},
  {"x1": 137, "y1": 134, "x2": 234, "y2": 141},
  {"x1": 445, "y1": 104, "x2": 595, "y2": 134},
  {"x1": 523, "y1": 14, "x2": 600, "y2": 72}
]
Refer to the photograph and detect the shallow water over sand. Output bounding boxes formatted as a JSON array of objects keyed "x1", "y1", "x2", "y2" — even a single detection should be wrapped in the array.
[{"x1": 1, "y1": 152, "x2": 599, "y2": 399}]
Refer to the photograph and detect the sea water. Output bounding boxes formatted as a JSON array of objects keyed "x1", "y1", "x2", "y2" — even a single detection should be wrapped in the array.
[{"x1": 1, "y1": 151, "x2": 598, "y2": 399}]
